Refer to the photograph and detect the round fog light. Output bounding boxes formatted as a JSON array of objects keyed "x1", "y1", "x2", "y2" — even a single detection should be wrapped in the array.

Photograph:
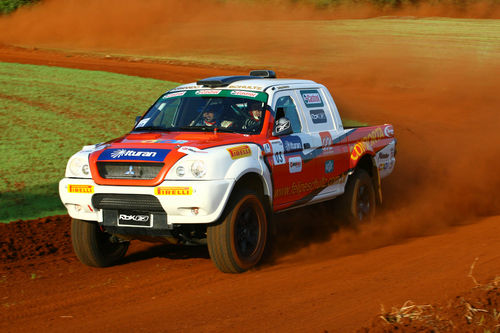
[{"x1": 176, "y1": 166, "x2": 185, "y2": 177}]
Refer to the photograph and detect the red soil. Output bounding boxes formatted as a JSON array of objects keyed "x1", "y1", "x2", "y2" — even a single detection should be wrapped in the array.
[{"x1": 1, "y1": 22, "x2": 500, "y2": 331}]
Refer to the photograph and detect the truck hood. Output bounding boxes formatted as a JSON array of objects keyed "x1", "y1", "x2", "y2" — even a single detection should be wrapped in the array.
[{"x1": 88, "y1": 131, "x2": 259, "y2": 186}]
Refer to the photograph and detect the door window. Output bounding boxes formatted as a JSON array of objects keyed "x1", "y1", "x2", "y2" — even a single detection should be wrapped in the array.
[{"x1": 275, "y1": 95, "x2": 302, "y2": 133}]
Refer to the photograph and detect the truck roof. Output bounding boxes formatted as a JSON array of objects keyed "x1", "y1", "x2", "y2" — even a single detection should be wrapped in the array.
[{"x1": 170, "y1": 71, "x2": 319, "y2": 92}]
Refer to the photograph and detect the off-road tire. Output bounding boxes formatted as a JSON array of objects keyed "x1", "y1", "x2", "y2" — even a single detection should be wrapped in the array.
[
  {"x1": 71, "y1": 218, "x2": 129, "y2": 267},
  {"x1": 338, "y1": 169, "x2": 376, "y2": 225},
  {"x1": 207, "y1": 189, "x2": 268, "y2": 273}
]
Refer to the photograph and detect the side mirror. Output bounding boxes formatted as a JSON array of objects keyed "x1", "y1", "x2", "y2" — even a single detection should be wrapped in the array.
[
  {"x1": 273, "y1": 117, "x2": 293, "y2": 136},
  {"x1": 134, "y1": 115, "x2": 142, "y2": 127}
]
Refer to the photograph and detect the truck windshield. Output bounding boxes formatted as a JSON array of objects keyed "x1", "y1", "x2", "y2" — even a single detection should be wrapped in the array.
[{"x1": 134, "y1": 89, "x2": 269, "y2": 134}]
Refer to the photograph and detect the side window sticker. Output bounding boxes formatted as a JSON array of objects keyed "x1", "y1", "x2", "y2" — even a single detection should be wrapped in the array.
[
  {"x1": 300, "y1": 89, "x2": 324, "y2": 108},
  {"x1": 309, "y1": 109, "x2": 327, "y2": 124}
]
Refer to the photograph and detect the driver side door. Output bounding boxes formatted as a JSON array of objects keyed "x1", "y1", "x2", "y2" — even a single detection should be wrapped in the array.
[{"x1": 268, "y1": 90, "x2": 319, "y2": 211}]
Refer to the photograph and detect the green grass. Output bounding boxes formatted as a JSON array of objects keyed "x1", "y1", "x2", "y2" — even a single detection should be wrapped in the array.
[
  {"x1": 0, "y1": 62, "x2": 178, "y2": 222},
  {"x1": 0, "y1": 0, "x2": 40, "y2": 15}
]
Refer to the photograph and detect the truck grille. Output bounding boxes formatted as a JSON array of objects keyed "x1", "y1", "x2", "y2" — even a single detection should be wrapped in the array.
[
  {"x1": 92, "y1": 194, "x2": 165, "y2": 212},
  {"x1": 96, "y1": 162, "x2": 164, "y2": 180}
]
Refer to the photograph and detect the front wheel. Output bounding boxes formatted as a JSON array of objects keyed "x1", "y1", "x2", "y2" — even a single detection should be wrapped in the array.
[
  {"x1": 207, "y1": 189, "x2": 268, "y2": 273},
  {"x1": 338, "y1": 169, "x2": 376, "y2": 225},
  {"x1": 71, "y1": 218, "x2": 129, "y2": 267}
]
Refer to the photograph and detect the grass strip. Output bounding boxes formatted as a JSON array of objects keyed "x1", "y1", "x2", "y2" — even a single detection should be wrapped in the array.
[{"x1": 0, "y1": 62, "x2": 178, "y2": 222}]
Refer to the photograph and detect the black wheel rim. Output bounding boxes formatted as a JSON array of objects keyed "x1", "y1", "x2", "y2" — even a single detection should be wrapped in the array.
[
  {"x1": 235, "y1": 203, "x2": 260, "y2": 259},
  {"x1": 356, "y1": 184, "x2": 371, "y2": 220}
]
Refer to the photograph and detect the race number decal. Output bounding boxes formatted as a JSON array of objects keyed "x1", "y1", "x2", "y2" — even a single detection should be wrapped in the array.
[{"x1": 270, "y1": 140, "x2": 285, "y2": 165}]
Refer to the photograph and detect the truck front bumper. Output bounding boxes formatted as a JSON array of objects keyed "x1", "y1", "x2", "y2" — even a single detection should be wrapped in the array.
[{"x1": 59, "y1": 178, "x2": 233, "y2": 225}]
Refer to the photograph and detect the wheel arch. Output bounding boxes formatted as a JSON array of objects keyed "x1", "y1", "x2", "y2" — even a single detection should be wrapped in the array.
[
  {"x1": 351, "y1": 154, "x2": 383, "y2": 205},
  {"x1": 231, "y1": 172, "x2": 272, "y2": 212}
]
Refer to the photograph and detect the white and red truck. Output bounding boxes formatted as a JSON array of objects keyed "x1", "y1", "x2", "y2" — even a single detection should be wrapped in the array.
[{"x1": 59, "y1": 70, "x2": 396, "y2": 273}]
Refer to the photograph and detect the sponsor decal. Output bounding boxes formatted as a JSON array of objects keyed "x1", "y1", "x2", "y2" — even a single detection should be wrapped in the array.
[
  {"x1": 288, "y1": 156, "x2": 302, "y2": 174},
  {"x1": 309, "y1": 109, "x2": 327, "y2": 124},
  {"x1": 319, "y1": 131, "x2": 334, "y2": 153},
  {"x1": 136, "y1": 118, "x2": 150, "y2": 128},
  {"x1": 230, "y1": 91, "x2": 259, "y2": 98},
  {"x1": 274, "y1": 174, "x2": 347, "y2": 198},
  {"x1": 81, "y1": 143, "x2": 107, "y2": 152},
  {"x1": 98, "y1": 148, "x2": 170, "y2": 162},
  {"x1": 325, "y1": 160, "x2": 334, "y2": 174},
  {"x1": 351, "y1": 142, "x2": 367, "y2": 161},
  {"x1": 227, "y1": 145, "x2": 252, "y2": 159},
  {"x1": 155, "y1": 186, "x2": 193, "y2": 195},
  {"x1": 384, "y1": 125, "x2": 394, "y2": 137},
  {"x1": 119, "y1": 214, "x2": 150, "y2": 222},
  {"x1": 141, "y1": 139, "x2": 188, "y2": 144},
  {"x1": 300, "y1": 89, "x2": 324, "y2": 108},
  {"x1": 350, "y1": 127, "x2": 386, "y2": 161},
  {"x1": 263, "y1": 143, "x2": 271, "y2": 153},
  {"x1": 281, "y1": 136, "x2": 302, "y2": 153},
  {"x1": 68, "y1": 185, "x2": 94, "y2": 193},
  {"x1": 178, "y1": 146, "x2": 207, "y2": 154},
  {"x1": 118, "y1": 213, "x2": 152, "y2": 227},
  {"x1": 270, "y1": 140, "x2": 285, "y2": 165},
  {"x1": 379, "y1": 153, "x2": 390, "y2": 159},
  {"x1": 227, "y1": 85, "x2": 261, "y2": 90},
  {"x1": 195, "y1": 90, "x2": 221, "y2": 95},
  {"x1": 165, "y1": 91, "x2": 186, "y2": 98},
  {"x1": 379, "y1": 162, "x2": 393, "y2": 171}
]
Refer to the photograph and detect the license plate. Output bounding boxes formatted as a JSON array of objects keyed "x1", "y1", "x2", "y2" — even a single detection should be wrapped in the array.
[{"x1": 117, "y1": 211, "x2": 152, "y2": 227}]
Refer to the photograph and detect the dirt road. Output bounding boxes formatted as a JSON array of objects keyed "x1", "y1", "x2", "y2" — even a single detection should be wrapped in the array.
[{"x1": 1, "y1": 43, "x2": 500, "y2": 332}]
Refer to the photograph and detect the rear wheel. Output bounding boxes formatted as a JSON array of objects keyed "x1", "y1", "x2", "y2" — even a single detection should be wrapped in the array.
[
  {"x1": 338, "y1": 169, "x2": 376, "y2": 225},
  {"x1": 71, "y1": 218, "x2": 129, "y2": 267},
  {"x1": 207, "y1": 189, "x2": 268, "y2": 273}
]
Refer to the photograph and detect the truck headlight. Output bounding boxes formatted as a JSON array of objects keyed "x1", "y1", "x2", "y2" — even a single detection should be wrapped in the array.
[
  {"x1": 69, "y1": 156, "x2": 91, "y2": 178},
  {"x1": 191, "y1": 160, "x2": 206, "y2": 178}
]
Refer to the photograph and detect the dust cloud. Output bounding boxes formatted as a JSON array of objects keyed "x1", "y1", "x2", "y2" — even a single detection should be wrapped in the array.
[
  {"x1": 273, "y1": 59, "x2": 500, "y2": 263},
  {"x1": 0, "y1": 0, "x2": 499, "y2": 52},
  {"x1": 1, "y1": 0, "x2": 499, "y2": 261}
]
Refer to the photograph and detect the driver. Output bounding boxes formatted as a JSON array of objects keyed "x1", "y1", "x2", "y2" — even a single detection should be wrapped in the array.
[
  {"x1": 194, "y1": 105, "x2": 219, "y2": 127},
  {"x1": 243, "y1": 100, "x2": 263, "y2": 130}
]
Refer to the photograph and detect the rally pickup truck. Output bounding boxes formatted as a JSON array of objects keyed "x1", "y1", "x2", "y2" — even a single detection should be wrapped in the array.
[{"x1": 59, "y1": 70, "x2": 396, "y2": 273}]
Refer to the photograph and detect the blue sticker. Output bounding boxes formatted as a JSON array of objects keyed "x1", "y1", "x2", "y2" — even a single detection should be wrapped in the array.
[
  {"x1": 325, "y1": 160, "x2": 334, "y2": 174},
  {"x1": 281, "y1": 136, "x2": 302, "y2": 153},
  {"x1": 98, "y1": 148, "x2": 170, "y2": 161}
]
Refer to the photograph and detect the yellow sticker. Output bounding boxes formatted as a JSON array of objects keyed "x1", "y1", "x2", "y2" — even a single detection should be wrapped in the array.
[
  {"x1": 227, "y1": 145, "x2": 252, "y2": 160},
  {"x1": 68, "y1": 185, "x2": 94, "y2": 193},
  {"x1": 155, "y1": 186, "x2": 193, "y2": 195}
]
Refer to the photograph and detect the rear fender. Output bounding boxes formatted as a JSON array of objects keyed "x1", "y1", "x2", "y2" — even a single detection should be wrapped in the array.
[{"x1": 349, "y1": 153, "x2": 382, "y2": 205}]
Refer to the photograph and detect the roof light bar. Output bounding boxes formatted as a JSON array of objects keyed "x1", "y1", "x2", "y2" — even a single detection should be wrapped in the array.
[
  {"x1": 197, "y1": 76, "x2": 255, "y2": 88},
  {"x1": 249, "y1": 70, "x2": 276, "y2": 78},
  {"x1": 196, "y1": 70, "x2": 277, "y2": 88}
]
